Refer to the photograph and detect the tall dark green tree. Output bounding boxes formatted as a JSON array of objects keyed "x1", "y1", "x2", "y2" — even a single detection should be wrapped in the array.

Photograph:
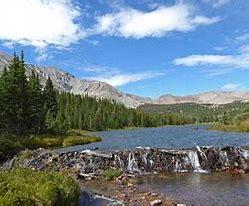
[
  {"x1": 43, "y1": 77, "x2": 58, "y2": 132},
  {"x1": 1, "y1": 52, "x2": 30, "y2": 135},
  {"x1": 29, "y1": 70, "x2": 45, "y2": 134}
]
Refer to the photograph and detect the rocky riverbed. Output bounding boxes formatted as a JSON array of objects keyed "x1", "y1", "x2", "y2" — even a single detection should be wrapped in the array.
[
  {"x1": 3, "y1": 146, "x2": 248, "y2": 205},
  {"x1": 7, "y1": 146, "x2": 248, "y2": 175}
]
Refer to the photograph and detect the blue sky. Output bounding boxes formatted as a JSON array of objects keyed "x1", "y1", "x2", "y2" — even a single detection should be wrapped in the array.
[{"x1": 0, "y1": 0, "x2": 249, "y2": 98}]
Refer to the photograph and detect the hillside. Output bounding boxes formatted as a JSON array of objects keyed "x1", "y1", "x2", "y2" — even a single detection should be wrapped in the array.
[
  {"x1": 154, "y1": 91, "x2": 249, "y2": 105},
  {"x1": 139, "y1": 101, "x2": 249, "y2": 123},
  {"x1": 1, "y1": 51, "x2": 249, "y2": 108},
  {"x1": 0, "y1": 52, "x2": 148, "y2": 108}
]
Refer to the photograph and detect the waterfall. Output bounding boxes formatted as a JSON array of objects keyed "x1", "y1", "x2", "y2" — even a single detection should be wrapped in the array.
[
  {"x1": 127, "y1": 153, "x2": 140, "y2": 172},
  {"x1": 196, "y1": 145, "x2": 207, "y2": 160},
  {"x1": 187, "y1": 150, "x2": 208, "y2": 173},
  {"x1": 114, "y1": 155, "x2": 124, "y2": 168},
  {"x1": 241, "y1": 149, "x2": 249, "y2": 159},
  {"x1": 220, "y1": 151, "x2": 229, "y2": 167}
]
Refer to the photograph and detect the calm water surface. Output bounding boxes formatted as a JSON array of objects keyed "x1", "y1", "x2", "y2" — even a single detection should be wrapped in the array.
[
  {"x1": 60, "y1": 125, "x2": 249, "y2": 152},
  {"x1": 138, "y1": 173, "x2": 249, "y2": 206}
]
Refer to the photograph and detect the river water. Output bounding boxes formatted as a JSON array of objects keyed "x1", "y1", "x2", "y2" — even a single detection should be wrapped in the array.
[
  {"x1": 137, "y1": 173, "x2": 249, "y2": 206},
  {"x1": 61, "y1": 125, "x2": 249, "y2": 205},
  {"x1": 60, "y1": 125, "x2": 249, "y2": 152}
]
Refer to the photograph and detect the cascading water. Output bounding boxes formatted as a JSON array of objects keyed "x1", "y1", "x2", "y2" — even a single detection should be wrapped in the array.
[
  {"x1": 16, "y1": 146, "x2": 248, "y2": 177},
  {"x1": 127, "y1": 153, "x2": 140, "y2": 173},
  {"x1": 187, "y1": 150, "x2": 208, "y2": 173}
]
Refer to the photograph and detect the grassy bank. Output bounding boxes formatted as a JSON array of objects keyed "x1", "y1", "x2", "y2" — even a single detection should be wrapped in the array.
[
  {"x1": 0, "y1": 168, "x2": 80, "y2": 206},
  {"x1": 0, "y1": 130, "x2": 101, "y2": 162},
  {"x1": 211, "y1": 121, "x2": 249, "y2": 133}
]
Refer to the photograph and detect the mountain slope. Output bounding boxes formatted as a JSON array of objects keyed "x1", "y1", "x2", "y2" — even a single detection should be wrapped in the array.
[
  {"x1": 1, "y1": 51, "x2": 249, "y2": 107},
  {"x1": 0, "y1": 52, "x2": 150, "y2": 108},
  {"x1": 154, "y1": 91, "x2": 249, "y2": 105}
]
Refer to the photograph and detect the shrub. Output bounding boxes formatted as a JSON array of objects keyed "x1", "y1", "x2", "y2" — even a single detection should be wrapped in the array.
[
  {"x1": 0, "y1": 168, "x2": 80, "y2": 206},
  {"x1": 0, "y1": 137, "x2": 22, "y2": 162},
  {"x1": 63, "y1": 136, "x2": 101, "y2": 147},
  {"x1": 102, "y1": 168, "x2": 123, "y2": 180}
]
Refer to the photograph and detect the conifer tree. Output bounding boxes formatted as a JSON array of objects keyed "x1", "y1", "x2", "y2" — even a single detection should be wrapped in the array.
[
  {"x1": 29, "y1": 70, "x2": 45, "y2": 134},
  {"x1": 1, "y1": 52, "x2": 30, "y2": 135},
  {"x1": 43, "y1": 77, "x2": 58, "y2": 132}
]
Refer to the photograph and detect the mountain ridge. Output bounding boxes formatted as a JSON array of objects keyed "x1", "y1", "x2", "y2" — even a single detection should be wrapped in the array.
[{"x1": 1, "y1": 51, "x2": 249, "y2": 107}]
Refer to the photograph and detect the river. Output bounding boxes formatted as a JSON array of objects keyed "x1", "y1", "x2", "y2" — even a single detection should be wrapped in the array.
[
  {"x1": 59, "y1": 125, "x2": 249, "y2": 205},
  {"x1": 59, "y1": 125, "x2": 249, "y2": 152}
]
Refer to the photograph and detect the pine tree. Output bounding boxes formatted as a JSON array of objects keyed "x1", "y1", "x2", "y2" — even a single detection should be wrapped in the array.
[
  {"x1": 1, "y1": 52, "x2": 30, "y2": 135},
  {"x1": 29, "y1": 70, "x2": 45, "y2": 134},
  {"x1": 43, "y1": 77, "x2": 58, "y2": 132}
]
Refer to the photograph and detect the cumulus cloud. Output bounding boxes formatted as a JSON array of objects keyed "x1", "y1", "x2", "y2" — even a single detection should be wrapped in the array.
[
  {"x1": 94, "y1": 72, "x2": 163, "y2": 86},
  {"x1": 221, "y1": 83, "x2": 241, "y2": 91},
  {"x1": 0, "y1": 0, "x2": 84, "y2": 48},
  {"x1": 93, "y1": 3, "x2": 220, "y2": 38},
  {"x1": 173, "y1": 54, "x2": 249, "y2": 68},
  {"x1": 82, "y1": 65, "x2": 163, "y2": 86}
]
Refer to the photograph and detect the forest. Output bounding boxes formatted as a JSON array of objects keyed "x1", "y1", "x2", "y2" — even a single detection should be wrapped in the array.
[
  {"x1": 0, "y1": 52, "x2": 191, "y2": 137},
  {"x1": 139, "y1": 102, "x2": 249, "y2": 124}
]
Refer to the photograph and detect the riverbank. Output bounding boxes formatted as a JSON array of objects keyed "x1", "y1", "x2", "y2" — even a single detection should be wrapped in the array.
[
  {"x1": 1, "y1": 145, "x2": 248, "y2": 205},
  {"x1": 0, "y1": 168, "x2": 80, "y2": 205},
  {"x1": 80, "y1": 175, "x2": 176, "y2": 205},
  {"x1": 210, "y1": 122, "x2": 249, "y2": 133},
  {"x1": 0, "y1": 130, "x2": 101, "y2": 162}
]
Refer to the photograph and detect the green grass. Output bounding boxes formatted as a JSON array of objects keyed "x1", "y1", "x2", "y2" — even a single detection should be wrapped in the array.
[
  {"x1": 63, "y1": 135, "x2": 101, "y2": 147},
  {"x1": 102, "y1": 168, "x2": 123, "y2": 180},
  {"x1": 0, "y1": 168, "x2": 80, "y2": 206},
  {"x1": 0, "y1": 130, "x2": 102, "y2": 162},
  {"x1": 211, "y1": 121, "x2": 249, "y2": 132}
]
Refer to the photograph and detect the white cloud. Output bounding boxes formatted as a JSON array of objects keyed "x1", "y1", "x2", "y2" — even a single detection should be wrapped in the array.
[
  {"x1": 173, "y1": 54, "x2": 249, "y2": 68},
  {"x1": 92, "y1": 72, "x2": 163, "y2": 87},
  {"x1": 93, "y1": 3, "x2": 220, "y2": 38},
  {"x1": 82, "y1": 65, "x2": 163, "y2": 86},
  {"x1": 0, "y1": 0, "x2": 84, "y2": 48},
  {"x1": 221, "y1": 83, "x2": 241, "y2": 91}
]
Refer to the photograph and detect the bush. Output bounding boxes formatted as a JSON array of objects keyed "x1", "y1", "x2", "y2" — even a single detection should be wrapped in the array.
[
  {"x1": 63, "y1": 135, "x2": 101, "y2": 147},
  {"x1": 102, "y1": 168, "x2": 123, "y2": 180},
  {"x1": 0, "y1": 168, "x2": 80, "y2": 206},
  {"x1": 0, "y1": 137, "x2": 22, "y2": 162}
]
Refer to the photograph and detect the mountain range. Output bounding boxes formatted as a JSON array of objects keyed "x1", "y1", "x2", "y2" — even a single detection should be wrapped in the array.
[{"x1": 1, "y1": 51, "x2": 249, "y2": 108}]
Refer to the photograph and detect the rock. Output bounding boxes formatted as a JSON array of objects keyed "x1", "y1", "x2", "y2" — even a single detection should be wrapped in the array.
[
  {"x1": 177, "y1": 204, "x2": 186, "y2": 206},
  {"x1": 150, "y1": 199, "x2": 162, "y2": 206},
  {"x1": 12, "y1": 146, "x2": 249, "y2": 177}
]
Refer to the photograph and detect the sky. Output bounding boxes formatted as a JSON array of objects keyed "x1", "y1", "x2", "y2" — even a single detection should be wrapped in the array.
[{"x1": 0, "y1": 0, "x2": 249, "y2": 98}]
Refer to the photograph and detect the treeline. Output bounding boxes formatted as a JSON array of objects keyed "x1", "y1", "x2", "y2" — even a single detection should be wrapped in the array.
[
  {"x1": 0, "y1": 52, "x2": 191, "y2": 136},
  {"x1": 54, "y1": 93, "x2": 192, "y2": 132}
]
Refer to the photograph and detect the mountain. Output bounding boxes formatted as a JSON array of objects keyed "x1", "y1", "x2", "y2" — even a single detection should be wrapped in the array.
[
  {"x1": 154, "y1": 91, "x2": 249, "y2": 105},
  {"x1": 0, "y1": 52, "x2": 150, "y2": 108},
  {"x1": 1, "y1": 51, "x2": 249, "y2": 107}
]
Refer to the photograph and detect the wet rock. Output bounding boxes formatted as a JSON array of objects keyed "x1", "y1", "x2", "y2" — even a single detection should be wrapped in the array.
[
  {"x1": 10, "y1": 146, "x2": 249, "y2": 177},
  {"x1": 150, "y1": 199, "x2": 162, "y2": 206}
]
